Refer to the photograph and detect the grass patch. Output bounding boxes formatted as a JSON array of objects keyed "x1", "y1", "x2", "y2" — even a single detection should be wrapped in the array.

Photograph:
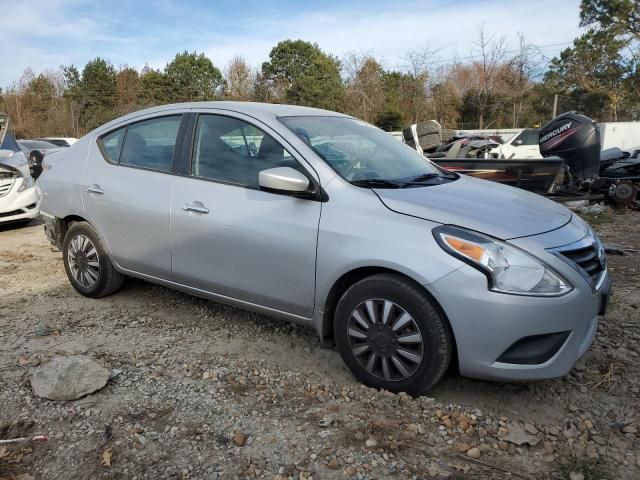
[
  {"x1": 580, "y1": 212, "x2": 613, "y2": 228},
  {"x1": 556, "y1": 454, "x2": 611, "y2": 480}
]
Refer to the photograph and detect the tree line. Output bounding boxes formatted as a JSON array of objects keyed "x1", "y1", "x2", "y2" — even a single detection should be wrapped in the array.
[{"x1": 1, "y1": 0, "x2": 638, "y2": 140}]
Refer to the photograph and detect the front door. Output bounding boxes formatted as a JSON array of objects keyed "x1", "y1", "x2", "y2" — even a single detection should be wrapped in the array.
[{"x1": 170, "y1": 113, "x2": 321, "y2": 318}]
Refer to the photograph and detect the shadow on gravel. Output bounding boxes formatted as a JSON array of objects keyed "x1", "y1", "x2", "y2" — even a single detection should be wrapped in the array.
[{"x1": 0, "y1": 216, "x2": 44, "y2": 233}]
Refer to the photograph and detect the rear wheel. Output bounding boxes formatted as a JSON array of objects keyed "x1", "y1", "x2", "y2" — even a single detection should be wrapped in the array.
[
  {"x1": 62, "y1": 222, "x2": 124, "y2": 298},
  {"x1": 334, "y1": 274, "x2": 452, "y2": 394}
]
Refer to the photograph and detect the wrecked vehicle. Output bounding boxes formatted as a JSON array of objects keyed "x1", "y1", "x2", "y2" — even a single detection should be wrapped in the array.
[
  {"x1": 538, "y1": 112, "x2": 640, "y2": 205},
  {"x1": 491, "y1": 128, "x2": 542, "y2": 159},
  {"x1": 39, "y1": 102, "x2": 610, "y2": 393},
  {"x1": 404, "y1": 113, "x2": 640, "y2": 204},
  {"x1": 403, "y1": 121, "x2": 561, "y2": 193},
  {"x1": 0, "y1": 116, "x2": 42, "y2": 225}
]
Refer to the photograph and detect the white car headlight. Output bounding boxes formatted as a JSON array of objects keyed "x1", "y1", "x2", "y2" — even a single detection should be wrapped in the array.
[
  {"x1": 17, "y1": 175, "x2": 34, "y2": 192},
  {"x1": 434, "y1": 225, "x2": 573, "y2": 296}
]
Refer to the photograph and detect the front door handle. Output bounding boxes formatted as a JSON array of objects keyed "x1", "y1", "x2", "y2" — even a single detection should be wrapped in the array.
[
  {"x1": 182, "y1": 201, "x2": 209, "y2": 214},
  {"x1": 85, "y1": 184, "x2": 104, "y2": 195}
]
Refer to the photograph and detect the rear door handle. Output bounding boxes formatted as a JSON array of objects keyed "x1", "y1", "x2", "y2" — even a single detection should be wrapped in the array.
[
  {"x1": 182, "y1": 201, "x2": 209, "y2": 214},
  {"x1": 85, "y1": 184, "x2": 104, "y2": 195}
]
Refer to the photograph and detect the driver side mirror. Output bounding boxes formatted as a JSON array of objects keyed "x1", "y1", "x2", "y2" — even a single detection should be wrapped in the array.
[
  {"x1": 259, "y1": 167, "x2": 310, "y2": 193},
  {"x1": 513, "y1": 138, "x2": 523, "y2": 146}
]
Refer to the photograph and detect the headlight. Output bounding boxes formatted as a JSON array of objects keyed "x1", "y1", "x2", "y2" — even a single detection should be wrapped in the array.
[
  {"x1": 17, "y1": 175, "x2": 35, "y2": 192},
  {"x1": 433, "y1": 225, "x2": 572, "y2": 296}
]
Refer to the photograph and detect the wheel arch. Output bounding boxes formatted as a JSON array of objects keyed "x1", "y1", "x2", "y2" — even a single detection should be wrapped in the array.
[
  {"x1": 48, "y1": 214, "x2": 112, "y2": 257},
  {"x1": 317, "y1": 266, "x2": 458, "y2": 369},
  {"x1": 46, "y1": 214, "x2": 90, "y2": 250}
]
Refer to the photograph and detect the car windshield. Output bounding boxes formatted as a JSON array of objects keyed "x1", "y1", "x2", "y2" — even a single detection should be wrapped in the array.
[{"x1": 279, "y1": 116, "x2": 453, "y2": 187}]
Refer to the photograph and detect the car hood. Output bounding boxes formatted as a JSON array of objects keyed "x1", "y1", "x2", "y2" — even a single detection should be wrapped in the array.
[
  {"x1": 0, "y1": 150, "x2": 30, "y2": 178},
  {"x1": 374, "y1": 174, "x2": 572, "y2": 240}
]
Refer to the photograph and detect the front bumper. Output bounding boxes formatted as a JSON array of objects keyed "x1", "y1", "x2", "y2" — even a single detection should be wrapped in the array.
[
  {"x1": 0, "y1": 181, "x2": 41, "y2": 224},
  {"x1": 427, "y1": 262, "x2": 609, "y2": 381}
]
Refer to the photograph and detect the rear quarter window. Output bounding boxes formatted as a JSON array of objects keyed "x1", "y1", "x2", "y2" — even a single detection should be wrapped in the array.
[
  {"x1": 120, "y1": 116, "x2": 182, "y2": 172},
  {"x1": 100, "y1": 128, "x2": 125, "y2": 163}
]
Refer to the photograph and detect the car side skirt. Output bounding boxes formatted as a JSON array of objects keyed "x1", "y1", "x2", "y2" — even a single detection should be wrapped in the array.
[{"x1": 115, "y1": 266, "x2": 314, "y2": 327}]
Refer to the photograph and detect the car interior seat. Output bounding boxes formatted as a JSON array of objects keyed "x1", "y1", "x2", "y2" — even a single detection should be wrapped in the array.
[{"x1": 121, "y1": 131, "x2": 147, "y2": 166}]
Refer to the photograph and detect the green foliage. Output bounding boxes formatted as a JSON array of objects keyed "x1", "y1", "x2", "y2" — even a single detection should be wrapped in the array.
[
  {"x1": 139, "y1": 67, "x2": 168, "y2": 106},
  {"x1": 375, "y1": 109, "x2": 405, "y2": 131},
  {"x1": 77, "y1": 58, "x2": 118, "y2": 131},
  {"x1": 545, "y1": 28, "x2": 635, "y2": 120},
  {"x1": 165, "y1": 51, "x2": 223, "y2": 102},
  {"x1": 3, "y1": 18, "x2": 640, "y2": 138},
  {"x1": 580, "y1": 0, "x2": 640, "y2": 40},
  {"x1": 262, "y1": 40, "x2": 343, "y2": 109},
  {"x1": 62, "y1": 65, "x2": 81, "y2": 91}
]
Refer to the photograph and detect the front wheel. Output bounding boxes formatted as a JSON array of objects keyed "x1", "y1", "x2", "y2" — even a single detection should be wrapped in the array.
[
  {"x1": 62, "y1": 222, "x2": 124, "y2": 298},
  {"x1": 334, "y1": 274, "x2": 452, "y2": 394}
]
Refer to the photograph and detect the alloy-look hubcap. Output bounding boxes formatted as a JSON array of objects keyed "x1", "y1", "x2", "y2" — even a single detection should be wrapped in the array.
[
  {"x1": 347, "y1": 299, "x2": 424, "y2": 381},
  {"x1": 68, "y1": 234, "x2": 100, "y2": 288}
]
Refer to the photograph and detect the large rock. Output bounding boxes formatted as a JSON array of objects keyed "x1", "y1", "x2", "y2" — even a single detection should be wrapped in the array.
[
  {"x1": 31, "y1": 356, "x2": 110, "y2": 400},
  {"x1": 503, "y1": 422, "x2": 539, "y2": 446}
]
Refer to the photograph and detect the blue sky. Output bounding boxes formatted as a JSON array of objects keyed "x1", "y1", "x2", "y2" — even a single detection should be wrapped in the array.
[{"x1": 1, "y1": 0, "x2": 584, "y2": 88}]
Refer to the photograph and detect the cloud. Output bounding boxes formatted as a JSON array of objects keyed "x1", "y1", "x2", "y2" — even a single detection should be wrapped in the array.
[
  {"x1": 0, "y1": 0, "x2": 583, "y2": 88},
  {"x1": 203, "y1": 0, "x2": 583, "y2": 70}
]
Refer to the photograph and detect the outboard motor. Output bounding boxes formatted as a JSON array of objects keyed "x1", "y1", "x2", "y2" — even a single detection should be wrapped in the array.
[{"x1": 539, "y1": 112, "x2": 601, "y2": 184}]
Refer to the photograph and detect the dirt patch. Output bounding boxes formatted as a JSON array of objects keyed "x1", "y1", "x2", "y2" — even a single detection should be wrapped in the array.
[{"x1": 0, "y1": 212, "x2": 638, "y2": 479}]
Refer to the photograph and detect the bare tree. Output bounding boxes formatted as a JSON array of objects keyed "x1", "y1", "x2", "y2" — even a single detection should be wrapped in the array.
[
  {"x1": 471, "y1": 25, "x2": 507, "y2": 128},
  {"x1": 507, "y1": 33, "x2": 544, "y2": 127},
  {"x1": 402, "y1": 46, "x2": 438, "y2": 123},
  {"x1": 224, "y1": 56, "x2": 255, "y2": 101},
  {"x1": 116, "y1": 65, "x2": 140, "y2": 115},
  {"x1": 343, "y1": 52, "x2": 385, "y2": 122}
]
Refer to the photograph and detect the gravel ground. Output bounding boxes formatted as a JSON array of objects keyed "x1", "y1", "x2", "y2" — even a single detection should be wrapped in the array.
[{"x1": 0, "y1": 211, "x2": 638, "y2": 480}]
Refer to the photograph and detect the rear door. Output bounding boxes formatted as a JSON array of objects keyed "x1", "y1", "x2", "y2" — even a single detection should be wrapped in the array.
[
  {"x1": 170, "y1": 112, "x2": 321, "y2": 318},
  {"x1": 82, "y1": 114, "x2": 185, "y2": 278}
]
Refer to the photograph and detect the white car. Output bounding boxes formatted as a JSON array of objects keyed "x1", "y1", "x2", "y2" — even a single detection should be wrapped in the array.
[
  {"x1": 0, "y1": 133, "x2": 42, "y2": 225},
  {"x1": 492, "y1": 129, "x2": 542, "y2": 159},
  {"x1": 35, "y1": 137, "x2": 78, "y2": 147}
]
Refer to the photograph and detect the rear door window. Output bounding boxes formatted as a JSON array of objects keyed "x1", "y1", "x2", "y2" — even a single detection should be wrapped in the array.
[{"x1": 120, "y1": 116, "x2": 182, "y2": 172}]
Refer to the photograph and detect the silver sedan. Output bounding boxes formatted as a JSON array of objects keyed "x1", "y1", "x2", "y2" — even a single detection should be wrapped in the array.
[{"x1": 38, "y1": 102, "x2": 611, "y2": 393}]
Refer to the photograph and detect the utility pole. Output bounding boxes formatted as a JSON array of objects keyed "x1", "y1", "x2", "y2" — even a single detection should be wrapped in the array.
[{"x1": 552, "y1": 94, "x2": 558, "y2": 119}]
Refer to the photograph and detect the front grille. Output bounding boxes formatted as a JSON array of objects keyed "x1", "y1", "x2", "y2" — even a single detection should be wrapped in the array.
[
  {"x1": 0, "y1": 178, "x2": 15, "y2": 197},
  {"x1": 557, "y1": 242, "x2": 604, "y2": 284}
]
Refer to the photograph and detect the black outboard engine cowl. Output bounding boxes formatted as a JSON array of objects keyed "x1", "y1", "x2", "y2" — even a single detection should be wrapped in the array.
[{"x1": 539, "y1": 112, "x2": 601, "y2": 182}]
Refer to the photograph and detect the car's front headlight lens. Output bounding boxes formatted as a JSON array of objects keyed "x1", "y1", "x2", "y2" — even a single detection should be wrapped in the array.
[
  {"x1": 434, "y1": 225, "x2": 572, "y2": 296},
  {"x1": 17, "y1": 175, "x2": 34, "y2": 192}
]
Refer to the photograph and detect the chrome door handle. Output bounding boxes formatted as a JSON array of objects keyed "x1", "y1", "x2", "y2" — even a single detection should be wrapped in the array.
[
  {"x1": 85, "y1": 184, "x2": 104, "y2": 195},
  {"x1": 182, "y1": 201, "x2": 209, "y2": 214}
]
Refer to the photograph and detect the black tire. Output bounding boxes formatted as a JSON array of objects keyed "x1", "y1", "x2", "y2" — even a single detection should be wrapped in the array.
[
  {"x1": 334, "y1": 274, "x2": 452, "y2": 394},
  {"x1": 62, "y1": 221, "x2": 124, "y2": 298}
]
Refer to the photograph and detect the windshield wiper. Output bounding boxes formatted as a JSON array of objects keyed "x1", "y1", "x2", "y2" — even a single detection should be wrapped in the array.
[
  {"x1": 398, "y1": 172, "x2": 458, "y2": 188},
  {"x1": 405, "y1": 173, "x2": 440, "y2": 183},
  {"x1": 351, "y1": 178, "x2": 403, "y2": 189}
]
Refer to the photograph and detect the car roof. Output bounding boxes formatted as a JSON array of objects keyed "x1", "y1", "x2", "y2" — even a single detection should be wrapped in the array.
[
  {"x1": 18, "y1": 139, "x2": 58, "y2": 148},
  {"x1": 96, "y1": 101, "x2": 350, "y2": 133}
]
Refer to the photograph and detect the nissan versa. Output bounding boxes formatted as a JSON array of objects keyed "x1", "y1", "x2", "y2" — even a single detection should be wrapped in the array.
[{"x1": 38, "y1": 102, "x2": 611, "y2": 394}]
